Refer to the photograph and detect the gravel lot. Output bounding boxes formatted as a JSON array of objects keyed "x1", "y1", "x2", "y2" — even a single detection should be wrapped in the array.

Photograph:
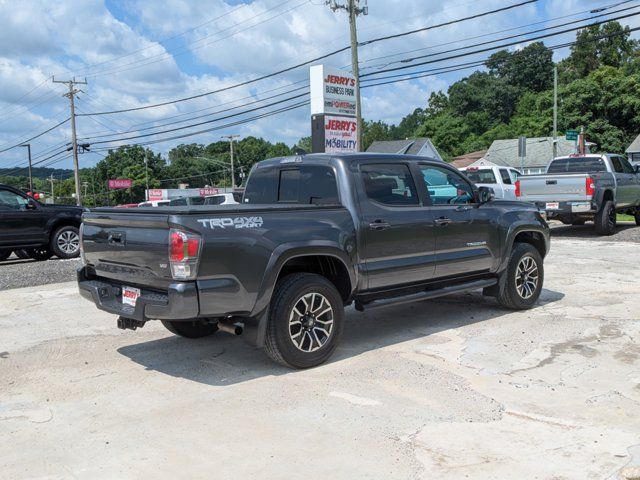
[
  {"x1": 1, "y1": 239, "x2": 639, "y2": 479},
  {"x1": 0, "y1": 255, "x2": 82, "y2": 291}
]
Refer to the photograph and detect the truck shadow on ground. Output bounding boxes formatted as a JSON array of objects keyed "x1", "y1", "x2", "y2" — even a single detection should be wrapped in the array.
[
  {"x1": 117, "y1": 288, "x2": 564, "y2": 387},
  {"x1": 550, "y1": 222, "x2": 637, "y2": 240}
]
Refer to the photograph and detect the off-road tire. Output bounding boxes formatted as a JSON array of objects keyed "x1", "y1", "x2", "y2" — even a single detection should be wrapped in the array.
[
  {"x1": 595, "y1": 200, "x2": 616, "y2": 236},
  {"x1": 264, "y1": 273, "x2": 344, "y2": 369},
  {"x1": 0, "y1": 250, "x2": 11, "y2": 261},
  {"x1": 161, "y1": 320, "x2": 218, "y2": 338},
  {"x1": 51, "y1": 225, "x2": 80, "y2": 259},
  {"x1": 27, "y1": 247, "x2": 53, "y2": 261},
  {"x1": 497, "y1": 243, "x2": 544, "y2": 310}
]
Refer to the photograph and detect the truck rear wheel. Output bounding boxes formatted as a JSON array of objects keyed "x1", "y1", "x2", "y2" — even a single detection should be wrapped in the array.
[
  {"x1": 496, "y1": 243, "x2": 544, "y2": 310},
  {"x1": 161, "y1": 320, "x2": 218, "y2": 338},
  {"x1": 264, "y1": 273, "x2": 344, "y2": 369},
  {"x1": 595, "y1": 200, "x2": 616, "y2": 235}
]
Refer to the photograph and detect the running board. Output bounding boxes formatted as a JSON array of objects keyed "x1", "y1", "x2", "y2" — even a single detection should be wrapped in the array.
[{"x1": 354, "y1": 278, "x2": 497, "y2": 312}]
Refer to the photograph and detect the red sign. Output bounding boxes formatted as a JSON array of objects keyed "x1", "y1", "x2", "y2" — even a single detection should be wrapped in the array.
[
  {"x1": 324, "y1": 115, "x2": 358, "y2": 153},
  {"x1": 199, "y1": 187, "x2": 218, "y2": 196},
  {"x1": 148, "y1": 189, "x2": 164, "y2": 201},
  {"x1": 108, "y1": 179, "x2": 133, "y2": 190}
]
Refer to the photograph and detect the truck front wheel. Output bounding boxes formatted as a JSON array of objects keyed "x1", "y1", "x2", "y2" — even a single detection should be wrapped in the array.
[
  {"x1": 264, "y1": 273, "x2": 344, "y2": 368},
  {"x1": 595, "y1": 200, "x2": 616, "y2": 235},
  {"x1": 161, "y1": 320, "x2": 218, "y2": 338},
  {"x1": 496, "y1": 243, "x2": 544, "y2": 310}
]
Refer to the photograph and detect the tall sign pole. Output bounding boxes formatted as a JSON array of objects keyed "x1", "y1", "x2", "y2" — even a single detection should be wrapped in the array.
[
  {"x1": 553, "y1": 66, "x2": 558, "y2": 159},
  {"x1": 19, "y1": 143, "x2": 33, "y2": 192},
  {"x1": 327, "y1": 0, "x2": 367, "y2": 151},
  {"x1": 53, "y1": 77, "x2": 87, "y2": 206}
]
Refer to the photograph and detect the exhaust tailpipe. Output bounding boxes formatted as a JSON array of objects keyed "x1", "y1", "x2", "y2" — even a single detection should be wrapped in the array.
[{"x1": 217, "y1": 321, "x2": 243, "y2": 335}]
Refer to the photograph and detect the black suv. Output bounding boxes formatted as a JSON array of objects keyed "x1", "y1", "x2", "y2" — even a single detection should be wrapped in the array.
[{"x1": 0, "y1": 184, "x2": 83, "y2": 261}]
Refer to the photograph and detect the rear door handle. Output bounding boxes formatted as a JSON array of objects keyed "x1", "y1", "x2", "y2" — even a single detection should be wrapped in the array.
[
  {"x1": 434, "y1": 217, "x2": 453, "y2": 227},
  {"x1": 369, "y1": 221, "x2": 391, "y2": 231}
]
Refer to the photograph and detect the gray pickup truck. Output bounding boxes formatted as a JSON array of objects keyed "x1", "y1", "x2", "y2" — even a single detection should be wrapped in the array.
[
  {"x1": 517, "y1": 154, "x2": 640, "y2": 235},
  {"x1": 78, "y1": 153, "x2": 549, "y2": 368}
]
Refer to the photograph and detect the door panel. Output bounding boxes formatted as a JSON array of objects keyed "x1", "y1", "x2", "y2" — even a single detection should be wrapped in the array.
[
  {"x1": 416, "y1": 164, "x2": 498, "y2": 278},
  {"x1": 356, "y1": 163, "x2": 436, "y2": 290},
  {"x1": 0, "y1": 189, "x2": 47, "y2": 247}
]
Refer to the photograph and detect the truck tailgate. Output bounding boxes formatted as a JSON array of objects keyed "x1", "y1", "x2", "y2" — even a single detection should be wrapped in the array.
[
  {"x1": 519, "y1": 174, "x2": 591, "y2": 202},
  {"x1": 82, "y1": 211, "x2": 172, "y2": 288}
]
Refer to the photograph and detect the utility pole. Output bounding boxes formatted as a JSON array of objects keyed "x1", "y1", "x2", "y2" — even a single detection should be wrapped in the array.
[
  {"x1": 222, "y1": 135, "x2": 240, "y2": 188},
  {"x1": 53, "y1": 77, "x2": 87, "y2": 206},
  {"x1": 144, "y1": 155, "x2": 150, "y2": 200},
  {"x1": 49, "y1": 174, "x2": 55, "y2": 204},
  {"x1": 553, "y1": 66, "x2": 558, "y2": 159},
  {"x1": 19, "y1": 143, "x2": 33, "y2": 192},
  {"x1": 328, "y1": 0, "x2": 367, "y2": 151}
]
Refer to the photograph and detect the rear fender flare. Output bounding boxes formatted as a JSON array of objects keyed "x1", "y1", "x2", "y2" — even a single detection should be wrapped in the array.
[{"x1": 242, "y1": 242, "x2": 356, "y2": 348}]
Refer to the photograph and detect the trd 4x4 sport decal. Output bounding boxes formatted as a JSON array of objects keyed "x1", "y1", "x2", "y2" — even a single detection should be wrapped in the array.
[{"x1": 196, "y1": 217, "x2": 264, "y2": 229}]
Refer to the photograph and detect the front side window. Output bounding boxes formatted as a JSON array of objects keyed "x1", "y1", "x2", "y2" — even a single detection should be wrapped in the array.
[
  {"x1": 419, "y1": 165, "x2": 475, "y2": 205},
  {"x1": 360, "y1": 164, "x2": 418, "y2": 206},
  {"x1": 0, "y1": 190, "x2": 29, "y2": 210}
]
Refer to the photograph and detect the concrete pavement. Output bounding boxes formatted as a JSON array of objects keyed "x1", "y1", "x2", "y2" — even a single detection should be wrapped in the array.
[{"x1": 0, "y1": 238, "x2": 639, "y2": 479}]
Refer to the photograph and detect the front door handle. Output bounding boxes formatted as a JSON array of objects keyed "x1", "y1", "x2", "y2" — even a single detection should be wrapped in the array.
[
  {"x1": 434, "y1": 217, "x2": 453, "y2": 227},
  {"x1": 369, "y1": 221, "x2": 391, "y2": 231}
]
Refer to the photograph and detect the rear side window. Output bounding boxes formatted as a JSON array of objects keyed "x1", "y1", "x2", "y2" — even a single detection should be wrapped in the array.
[
  {"x1": 205, "y1": 196, "x2": 224, "y2": 205},
  {"x1": 499, "y1": 169, "x2": 512, "y2": 184},
  {"x1": 244, "y1": 165, "x2": 339, "y2": 205},
  {"x1": 547, "y1": 157, "x2": 607, "y2": 173},
  {"x1": 361, "y1": 164, "x2": 418, "y2": 206},
  {"x1": 611, "y1": 156, "x2": 624, "y2": 173},
  {"x1": 465, "y1": 169, "x2": 497, "y2": 184}
]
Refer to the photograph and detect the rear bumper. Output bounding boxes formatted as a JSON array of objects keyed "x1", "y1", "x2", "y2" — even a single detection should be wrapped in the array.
[
  {"x1": 533, "y1": 201, "x2": 596, "y2": 217},
  {"x1": 77, "y1": 267, "x2": 199, "y2": 322}
]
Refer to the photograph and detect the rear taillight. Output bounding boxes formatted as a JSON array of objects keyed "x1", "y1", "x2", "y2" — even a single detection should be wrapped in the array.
[
  {"x1": 515, "y1": 180, "x2": 521, "y2": 198},
  {"x1": 585, "y1": 177, "x2": 595, "y2": 196},
  {"x1": 169, "y1": 229, "x2": 201, "y2": 280}
]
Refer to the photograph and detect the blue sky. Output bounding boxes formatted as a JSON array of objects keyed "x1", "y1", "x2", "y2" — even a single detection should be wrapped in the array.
[{"x1": 0, "y1": 0, "x2": 638, "y2": 174}]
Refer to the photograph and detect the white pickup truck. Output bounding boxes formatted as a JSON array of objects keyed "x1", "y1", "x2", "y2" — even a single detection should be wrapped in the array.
[
  {"x1": 460, "y1": 165, "x2": 522, "y2": 200},
  {"x1": 517, "y1": 154, "x2": 640, "y2": 235}
]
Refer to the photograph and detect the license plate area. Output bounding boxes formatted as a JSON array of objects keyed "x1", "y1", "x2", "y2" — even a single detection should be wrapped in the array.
[
  {"x1": 122, "y1": 286, "x2": 141, "y2": 307},
  {"x1": 546, "y1": 202, "x2": 559, "y2": 210},
  {"x1": 571, "y1": 202, "x2": 591, "y2": 212}
]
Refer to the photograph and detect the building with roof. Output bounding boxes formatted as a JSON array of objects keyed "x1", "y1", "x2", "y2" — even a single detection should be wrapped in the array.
[
  {"x1": 366, "y1": 138, "x2": 443, "y2": 161},
  {"x1": 483, "y1": 137, "x2": 578, "y2": 175},
  {"x1": 450, "y1": 149, "x2": 488, "y2": 169},
  {"x1": 626, "y1": 134, "x2": 640, "y2": 165}
]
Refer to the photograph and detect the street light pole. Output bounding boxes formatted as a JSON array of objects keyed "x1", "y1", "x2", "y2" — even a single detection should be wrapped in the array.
[{"x1": 19, "y1": 144, "x2": 33, "y2": 192}]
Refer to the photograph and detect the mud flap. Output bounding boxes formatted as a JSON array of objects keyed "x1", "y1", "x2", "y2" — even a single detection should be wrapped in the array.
[
  {"x1": 242, "y1": 309, "x2": 269, "y2": 348},
  {"x1": 483, "y1": 270, "x2": 506, "y2": 297}
]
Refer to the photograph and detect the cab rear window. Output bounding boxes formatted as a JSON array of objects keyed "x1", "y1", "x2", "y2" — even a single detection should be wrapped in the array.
[
  {"x1": 464, "y1": 169, "x2": 497, "y2": 184},
  {"x1": 547, "y1": 157, "x2": 607, "y2": 173},
  {"x1": 244, "y1": 165, "x2": 340, "y2": 205}
]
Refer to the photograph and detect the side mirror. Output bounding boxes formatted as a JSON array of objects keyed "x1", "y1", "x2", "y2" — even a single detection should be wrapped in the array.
[{"x1": 477, "y1": 186, "x2": 495, "y2": 205}]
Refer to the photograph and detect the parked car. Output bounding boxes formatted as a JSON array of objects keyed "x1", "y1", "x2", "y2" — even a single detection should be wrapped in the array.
[
  {"x1": 204, "y1": 193, "x2": 241, "y2": 205},
  {"x1": 114, "y1": 203, "x2": 139, "y2": 208},
  {"x1": 78, "y1": 154, "x2": 549, "y2": 368},
  {"x1": 168, "y1": 196, "x2": 206, "y2": 206},
  {"x1": 460, "y1": 165, "x2": 521, "y2": 200},
  {"x1": 138, "y1": 200, "x2": 171, "y2": 207},
  {"x1": 0, "y1": 183, "x2": 83, "y2": 260},
  {"x1": 517, "y1": 154, "x2": 640, "y2": 235}
]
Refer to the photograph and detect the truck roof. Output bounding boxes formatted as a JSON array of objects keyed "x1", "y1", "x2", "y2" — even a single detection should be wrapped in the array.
[{"x1": 254, "y1": 153, "x2": 444, "y2": 168}]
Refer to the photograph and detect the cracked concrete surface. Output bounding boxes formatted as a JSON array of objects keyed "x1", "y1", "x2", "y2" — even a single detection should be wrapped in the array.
[{"x1": 0, "y1": 238, "x2": 639, "y2": 479}]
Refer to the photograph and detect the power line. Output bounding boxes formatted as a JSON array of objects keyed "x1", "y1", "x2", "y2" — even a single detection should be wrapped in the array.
[
  {"x1": 360, "y1": 9, "x2": 640, "y2": 78},
  {"x1": 76, "y1": 0, "x2": 536, "y2": 116},
  {"x1": 0, "y1": 117, "x2": 70, "y2": 154}
]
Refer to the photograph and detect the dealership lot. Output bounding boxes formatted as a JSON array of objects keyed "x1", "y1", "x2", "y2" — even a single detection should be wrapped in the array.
[{"x1": 0, "y1": 236, "x2": 639, "y2": 479}]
